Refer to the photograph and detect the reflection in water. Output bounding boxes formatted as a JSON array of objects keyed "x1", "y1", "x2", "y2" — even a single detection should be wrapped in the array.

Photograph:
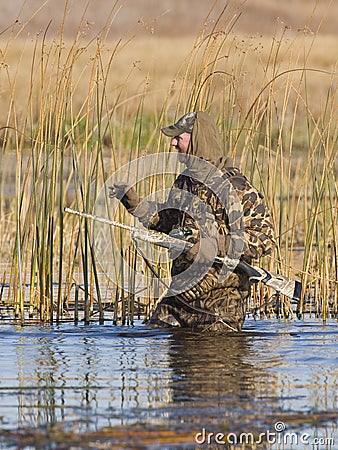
[
  {"x1": 167, "y1": 331, "x2": 274, "y2": 431},
  {"x1": 0, "y1": 320, "x2": 337, "y2": 448}
]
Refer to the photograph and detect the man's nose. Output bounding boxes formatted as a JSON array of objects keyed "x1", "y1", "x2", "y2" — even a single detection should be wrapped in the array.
[{"x1": 170, "y1": 138, "x2": 178, "y2": 146}]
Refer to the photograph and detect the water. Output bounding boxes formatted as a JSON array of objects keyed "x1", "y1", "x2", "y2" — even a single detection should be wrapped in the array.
[{"x1": 0, "y1": 318, "x2": 337, "y2": 449}]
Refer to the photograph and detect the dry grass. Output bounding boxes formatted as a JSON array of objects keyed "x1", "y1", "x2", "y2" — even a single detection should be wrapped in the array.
[
  {"x1": 0, "y1": 33, "x2": 336, "y2": 125},
  {"x1": 1, "y1": 0, "x2": 337, "y2": 38}
]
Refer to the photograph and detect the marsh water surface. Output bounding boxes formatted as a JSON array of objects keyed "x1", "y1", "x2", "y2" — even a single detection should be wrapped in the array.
[{"x1": 0, "y1": 318, "x2": 337, "y2": 449}]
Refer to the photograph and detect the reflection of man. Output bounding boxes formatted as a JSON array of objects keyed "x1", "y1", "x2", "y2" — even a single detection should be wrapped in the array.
[
  {"x1": 166, "y1": 330, "x2": 270, "y2": 441},
  {"x1": 110, "y1": 111, "x2": 275, "y2": 332}
]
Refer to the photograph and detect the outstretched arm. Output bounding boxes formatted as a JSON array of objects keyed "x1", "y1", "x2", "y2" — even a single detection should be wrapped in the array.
[{"x1": 109, "y1": 182, "x2": 180, "y2": 234}]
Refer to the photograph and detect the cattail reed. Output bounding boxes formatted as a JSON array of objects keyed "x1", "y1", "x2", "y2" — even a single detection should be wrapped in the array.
[{"x1": 0, "y1": 2, "x2": 336, "y2": 324}]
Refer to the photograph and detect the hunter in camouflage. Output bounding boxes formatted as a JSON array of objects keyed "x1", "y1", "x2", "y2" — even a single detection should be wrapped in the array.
[{"x1": 109, "y1": 111, "x2": 275, "y2": 332}]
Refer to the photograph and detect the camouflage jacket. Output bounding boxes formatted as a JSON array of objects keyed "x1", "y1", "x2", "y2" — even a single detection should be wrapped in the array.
[
  {"x1": 134, "y1": 112, "x2": 275, "y2": 297},
  {"x1": 137, "y1": 165, "x2": 275, "y2": 271}
]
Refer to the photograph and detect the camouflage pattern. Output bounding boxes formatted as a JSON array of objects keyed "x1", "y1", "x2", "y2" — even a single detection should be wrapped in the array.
[
  {"x1": 161, "y1": 111, "x2": 197, "y2": 137},
  {"x1": 137, "y1": 168, "x2": 275, "y2": 331},
  {"x1": 149, "y1": 272, "x2": 249, "y2": 332},
  {"x1": 133, "y1": 111, "x2": 276, "y2": 332}
]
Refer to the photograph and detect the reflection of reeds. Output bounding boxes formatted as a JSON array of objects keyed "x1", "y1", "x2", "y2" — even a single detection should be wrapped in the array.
[{"x1": 0, "y1": 2, "x2": 336, "y2": 323}]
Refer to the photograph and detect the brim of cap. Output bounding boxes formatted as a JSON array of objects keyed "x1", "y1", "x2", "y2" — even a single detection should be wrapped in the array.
[{"x1": 161, "y1": 125, "x2": 184, "y2": 137}]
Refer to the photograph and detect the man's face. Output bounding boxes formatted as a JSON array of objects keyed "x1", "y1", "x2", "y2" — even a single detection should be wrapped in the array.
[{"x1": 170, "y1": 132, "x2": 191, "y2": 155}]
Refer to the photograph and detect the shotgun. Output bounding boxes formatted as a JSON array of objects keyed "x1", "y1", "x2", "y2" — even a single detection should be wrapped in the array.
[{"x1": 64, "y1": 207, "x2": 302, "y2": 301}]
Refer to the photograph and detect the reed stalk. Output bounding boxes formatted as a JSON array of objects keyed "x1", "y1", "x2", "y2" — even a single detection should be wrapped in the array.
[{"x1": 0, "y1": 1, "x2": 336, "y2": 323}]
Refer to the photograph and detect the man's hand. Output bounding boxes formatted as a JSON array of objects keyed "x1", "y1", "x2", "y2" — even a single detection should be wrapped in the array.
[
  {"x1": 109, "y1": 182, "x2": 140, "y2": 213},
  {"x1": 185, "y1": 236, "x2": 218, "y2": 264},
  {"x1": 108, "y1": 182, "x2": 128, "y2": 199}
]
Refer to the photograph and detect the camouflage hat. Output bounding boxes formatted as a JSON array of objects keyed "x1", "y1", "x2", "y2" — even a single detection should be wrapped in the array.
[{"x1": 161, "y1": 111, "x2": 197, "y2": 137}]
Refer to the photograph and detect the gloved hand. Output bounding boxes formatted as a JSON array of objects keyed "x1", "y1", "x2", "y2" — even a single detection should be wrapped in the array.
[
  {"x1": 109, "y1": 182, "x2": 140, "y2": 213},
  {"x1": 185, "y1": 236, "x2": 218, "y2": 264}
]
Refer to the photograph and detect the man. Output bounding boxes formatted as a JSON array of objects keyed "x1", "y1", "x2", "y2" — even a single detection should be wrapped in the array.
[{"x1": 109, "y1": 111, "x2": 275, "y2": 332}]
